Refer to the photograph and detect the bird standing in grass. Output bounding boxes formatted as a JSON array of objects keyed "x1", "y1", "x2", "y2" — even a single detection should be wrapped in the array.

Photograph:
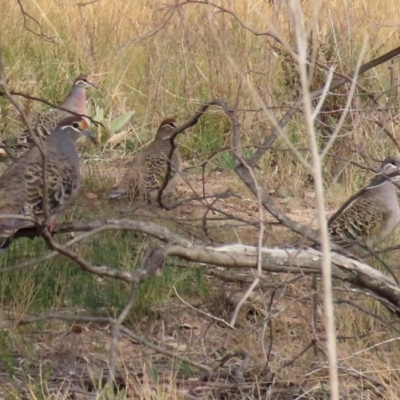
[
  {"x1": 110, "y1": 118, "x2": 183, "y2": 203},
  {"x1": 329, "y1": 157, "x2": 400, "y2": 253},
  {"x1": 0, "y1": 74, "x2": 97, "y2": 159},
  {"x1": 0, "y1": 115, "x2": 97, "y2": 252}
]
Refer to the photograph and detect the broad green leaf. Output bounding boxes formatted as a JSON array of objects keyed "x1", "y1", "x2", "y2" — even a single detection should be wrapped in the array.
[{"x1": 110, "y1": 110, "x2": 135, "y2": 132}]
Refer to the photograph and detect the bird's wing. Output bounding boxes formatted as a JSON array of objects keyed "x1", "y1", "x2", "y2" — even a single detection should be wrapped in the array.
[
  {"x1": 0, "y1": 148, "x2": 79, "y2": 248},
  {"x1": 23, "y1": 154, "x2": 79, "y2": 218},
  {"x1": 0, "y1": 161, "x2": 32, "y2": 247},
  {"x1": 329, "y1": 197, "x2": 385, "y2": 245},
  {"x1": 0, "y1": 109, "x2": 62, "y2": 159},
  {"x1": 143, "y1": 151, "x2": 169, "y2": 189},
  {"x1": 109, "y1": 161, "x2": 142, "y2": 199}
]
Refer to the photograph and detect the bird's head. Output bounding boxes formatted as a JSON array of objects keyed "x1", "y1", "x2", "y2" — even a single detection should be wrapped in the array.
[
  {"x1": 73, "y1": 74, "x2": 98, "y2": 90},
  {"x1": 57, "y1": 116, "x2": 98, "y2": 144},
  {"x1": 155, "y1": 118, "x2": 177, "y2": 141}
]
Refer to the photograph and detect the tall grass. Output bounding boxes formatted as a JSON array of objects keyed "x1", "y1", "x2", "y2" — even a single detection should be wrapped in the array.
[
  {"x1": 1, "y1": 1, "x2": 400, "y2": 397},
  {"x1": 1, "y1": 0, "x2": 400, "y2": 184}
]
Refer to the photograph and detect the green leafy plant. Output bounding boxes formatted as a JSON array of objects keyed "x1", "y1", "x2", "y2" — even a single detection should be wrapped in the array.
[{"x1": 110, "y1": 110, "x2": 135, "y2": 132}]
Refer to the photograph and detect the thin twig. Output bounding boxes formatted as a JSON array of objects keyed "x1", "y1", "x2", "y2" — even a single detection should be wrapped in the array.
[
  {"x1": 0, "y1": 89, "x2": 103, "y2": 128},
  {"x1": 248, "y1": 45, "x2": 400, "y2": 168},
  {"x1": 105, "y1": 283, "x2": 138, "y2": 388},
  {"x1": 173, "y1": 286, "x2": 236, "y2": 329},
  {"x1": 17, "y1": 0, "x2": 58, "y2": 42},
  {"x1": 7, "y1": 312, "x2": 213, "y2": 375}
]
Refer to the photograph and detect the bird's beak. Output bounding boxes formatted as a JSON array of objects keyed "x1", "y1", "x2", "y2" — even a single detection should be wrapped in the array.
[
  {"x1": 89, "y1": 81, "x2": 98, "y2": 89},
  {"x1": 83, "y1": 130, "x2": 98, "y2": 144}
]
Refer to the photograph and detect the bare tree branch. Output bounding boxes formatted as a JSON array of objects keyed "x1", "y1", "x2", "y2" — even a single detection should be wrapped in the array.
[
  {"x1": 54, "y1": 0, "x2": 100, "y2": 6},
  {"x1": 248, "y1": 45, "x2": 400, "y2": 168},
  {"x1": 0, "y1": 89, "x2": 104, "y2": 128},
  {"x1": 17, "y1": 0, "x2": 58, "y2": 43},
  {"x1": 117, "y1": 2, "x2": 179, "y2": 55}
]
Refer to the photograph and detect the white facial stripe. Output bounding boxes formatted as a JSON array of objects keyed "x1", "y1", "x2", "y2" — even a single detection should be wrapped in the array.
[
  {"x1": 60, "y1": 124, "x2": 82, "y2": 132},
  {"x1": 163, "y1": 123, "x2": 176, "y2": 129},
  {"x1": 382, "y1": 160, "x2": 400, "y2": 171},
  {"x1": 75, "y1": 79, "x2": 89, "y2": 85},
  {"x1": 383, "y1": 163, "x2": 395, "y2": 169}
]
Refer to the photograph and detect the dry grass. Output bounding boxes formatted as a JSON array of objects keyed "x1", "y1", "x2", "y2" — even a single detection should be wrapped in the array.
[
  {"x1": 1, "y1": 0, "x2": 400, "y2": 187},
  {"x1": 1, "y1": 0, "x2": 400, "y2": 398}
]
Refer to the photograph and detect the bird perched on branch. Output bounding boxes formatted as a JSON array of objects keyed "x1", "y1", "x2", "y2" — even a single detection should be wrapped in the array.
[
  {"x1": 0, "y1": 115, "x2": 97, "y2": 253},
  {"x1": 0, "y1": 74, "x2": 97, "y2": 160},
  {"x1": 329, "y1": 157, "x2": 400, "y2": 254},
  {"x1": 109, "y1": 118, "x2": 183, "y2": 203}
]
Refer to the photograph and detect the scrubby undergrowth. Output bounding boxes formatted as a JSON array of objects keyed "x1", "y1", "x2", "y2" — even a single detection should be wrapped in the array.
[{"x1": 1, "y1": 0, "x2": 400, "y2": 398}]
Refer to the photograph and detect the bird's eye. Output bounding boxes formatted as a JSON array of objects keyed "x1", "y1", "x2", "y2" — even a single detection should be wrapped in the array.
[
  {"x1": 72, "y1": 122, "x2": 79, "y2": 128},
  {"x1": 82, "y1": 77, "x2": 88, "y2": 82}
]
